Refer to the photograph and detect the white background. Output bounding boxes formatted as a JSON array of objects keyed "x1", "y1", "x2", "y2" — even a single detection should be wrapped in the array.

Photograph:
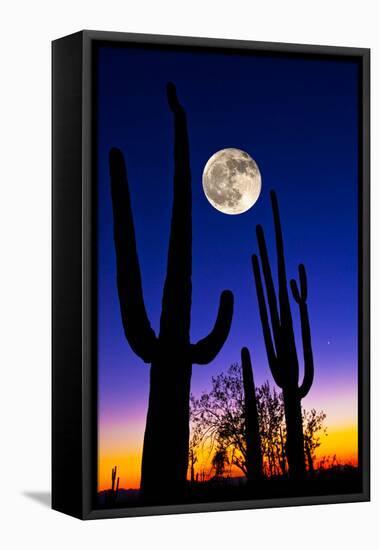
[{"x1": 0, "y1": 1, "x2": 376, "y2": 548}]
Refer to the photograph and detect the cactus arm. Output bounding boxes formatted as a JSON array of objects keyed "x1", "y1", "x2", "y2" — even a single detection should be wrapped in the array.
[
  {"x1": 109, "y1": 148, "x2": 157, "y2": 363},
  {"x1": 159, "y1": 83, "x2": 192, "y2": 344},
  {"x1": 111, "y1": 466, "x2": 116, "y2": 491},
  {"x1": 290, "y1": 263, "x2": 307, "y2": 302},
  {"x1": 271, "y1": 190, "x2": 299, "y2": 385},
  {"x1": 270, "y1": 190, "x2": 287, "y2": 296},
  {"x1": 297, "y1": 305, "x2": 314, "y2": 398},
  {"x1": 290, "y1": 265, "x2": 314, "y2": 398},
  {"x1": 252, "y1": 255, "x2": 282, "y2": 387},
  {"x1": 256, "y1": 224, "x2": 281, "y2": 342},
  {"x1": 270, "y1": 191, "x2": 294, "y2": 327},
  {"x1": 191, "y1": 290, "x2": 234, "y2": 364}
]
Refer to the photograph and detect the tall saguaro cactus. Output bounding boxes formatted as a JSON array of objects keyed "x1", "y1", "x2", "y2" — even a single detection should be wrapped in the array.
[
  {"x1": 252, "y1": 191, "x2": 314, "y2": 479},
  {"x1": 109, "y1": 83, "x2": 234, "y2": 500},
  {"x1": 241, "y1": 347, "x2": 263, "y2": 482}
]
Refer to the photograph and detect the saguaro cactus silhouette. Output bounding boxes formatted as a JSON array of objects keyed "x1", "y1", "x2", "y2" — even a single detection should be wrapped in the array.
[
  {"x1": 252, "y1": 191, "x2": 314, "y2": 479},
  {"x1": 105, "y1": 466, "x2": 119, "y2": 505},
  {"x1": 241, "y1": 347, "x2": 263, "y2": 482},
  {"x1": 109, "y1": 83, "x2": 234, "y2": 500},
  {"x1": 111, "y1": 466, "x2": 119, "y2": 501}
]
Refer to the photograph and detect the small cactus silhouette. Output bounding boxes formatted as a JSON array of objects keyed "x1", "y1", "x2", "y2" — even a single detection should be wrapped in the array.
[
  {"x1": 109, "y1": 83, "x2": 234, "y2": 500},
  {"x1": 105, "y1": 466, "x2": 119, "y2": 505},
  {"x1": 252, "y1": 190, "x2": 314, "y2": 479}
]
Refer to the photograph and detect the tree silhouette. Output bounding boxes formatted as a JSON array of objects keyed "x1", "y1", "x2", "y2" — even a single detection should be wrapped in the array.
[
  {"x1": 191, "y1": 365, "x2": 276, "y2": 478},
  {"x1": 109, "y1": 83, "x2": 234, "y2": 501},
  {"x1": 191, "y1": 364, "x2": 325, "y2": 480},
  {"x1": 189, "y1": 354, "x2": 263, "y2": 482},
  {"x1": 303, "y1": 408, "x2": 327, "y2": 474},
  {"x1": 190, "y1": 364, "x2": 247, "y2": 477},
  {"x1": 211, "y1": 447, "x2": 229, "y2": 478},
  {"x1": 188, "y1": 423, "x2": 202, "y2": 483},
  {"x1": 256, "y1": 382, "x2": 287, "y2": 477},
  {"x1": 252, "y1": 190, "x2": 314, "y2": 479}
]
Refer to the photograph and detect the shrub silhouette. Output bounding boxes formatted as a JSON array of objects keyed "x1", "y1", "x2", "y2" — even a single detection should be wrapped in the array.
[
  {"x1": 252, "y1": 190, "x2": 314, "y2": 479},
  {"x1": 109, "y1": 83, "x2": 234, "y2": 500}
]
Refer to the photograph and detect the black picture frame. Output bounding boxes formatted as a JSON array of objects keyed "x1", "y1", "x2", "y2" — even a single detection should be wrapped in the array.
[{"x1": 52, "y1": 30, "x2": 370, "y2": 520}]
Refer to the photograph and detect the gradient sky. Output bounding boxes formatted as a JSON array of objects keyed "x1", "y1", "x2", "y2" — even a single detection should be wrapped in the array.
[{"x1": 96, "y1": 44, "x2": 359, "y2": 490}]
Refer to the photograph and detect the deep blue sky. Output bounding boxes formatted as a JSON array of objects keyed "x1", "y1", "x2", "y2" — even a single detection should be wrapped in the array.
[{"x1": 96, "y1": 45, "x2": 359, "y2": 430}]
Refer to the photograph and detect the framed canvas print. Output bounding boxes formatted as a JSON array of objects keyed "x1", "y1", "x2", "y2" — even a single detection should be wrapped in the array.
[{"x1": 52, "y1": 31, "x2": 370, "y2": 519}]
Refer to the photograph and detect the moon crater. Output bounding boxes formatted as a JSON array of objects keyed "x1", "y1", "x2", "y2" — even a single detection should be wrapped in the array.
[{"x1": 202, "y1": 148, "x2": 262, "y2": 215}]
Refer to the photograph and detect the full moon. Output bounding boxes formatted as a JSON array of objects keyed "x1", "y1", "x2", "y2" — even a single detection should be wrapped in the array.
[{"x1": 202, "y1": 148, "x2": 262, "y2": 215}]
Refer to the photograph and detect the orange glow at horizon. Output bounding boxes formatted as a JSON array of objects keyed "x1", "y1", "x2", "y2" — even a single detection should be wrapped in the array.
[
  {"x1": 314, "y1": 424, "x2": 358, "y2": 466},
  {"x1": 99, "y1": 449, "x2": 142, "y2": 491},
  {"x1": 98, "y1": 422, "x2": 358, "y2": 491}
]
